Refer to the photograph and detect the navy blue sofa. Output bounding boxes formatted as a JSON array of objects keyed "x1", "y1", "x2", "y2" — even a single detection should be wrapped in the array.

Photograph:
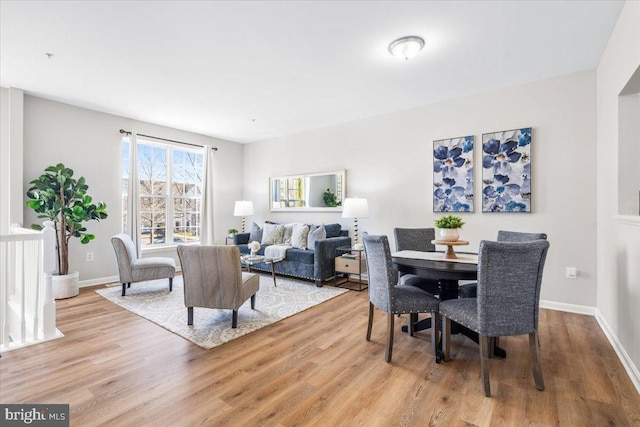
[{"x1": 233, "y1": 227, "x2": 350, "y2": 287}]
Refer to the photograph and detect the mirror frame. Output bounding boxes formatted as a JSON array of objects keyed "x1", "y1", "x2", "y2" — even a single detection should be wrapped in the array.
[{"x1": 269, "y1": 170, "x2": 346, "y2": 212}]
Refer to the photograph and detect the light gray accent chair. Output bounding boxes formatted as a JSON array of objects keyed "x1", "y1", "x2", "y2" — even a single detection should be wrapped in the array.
[
  {"x1": 440, "y1": 239, "x2": 550, "y2": 397},
  {"x1": 111, "y1": 233, "x2": 176, "y2": 297},
  {"x1": 177, "y1": 245, "x2": 259, "y2": 328},
  {"x1": 362, "y1": 233, "x2": 441, "y2": 363},
  {"x1": 458, "y1": 230, "x2": 548, "y2": 299}
]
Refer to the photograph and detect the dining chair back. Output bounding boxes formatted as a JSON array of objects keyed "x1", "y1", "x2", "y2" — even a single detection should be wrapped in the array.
[
  {"x1": 393, "y1": 227, "x2": 436, "y2": 252},
  {"x1": 363, "y1": 233, "x2": 441, "y2": 363},
  {"x1": 440, "y1": 239, "x2": 550, "y2": 396},
  {"x1": 392, "y1": 228, "x2": 440, "y2": 299},
  {"x1": 458, "y1": 230, "x2": 547, "y2": 298}
]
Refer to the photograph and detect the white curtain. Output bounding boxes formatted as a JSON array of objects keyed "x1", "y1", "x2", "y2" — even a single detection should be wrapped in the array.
[
  {"x1": 127, "y1": 132, "x2": 142, "y2": 258},
  {"x1": 200, "y1": 145, "x2": 215, "y2": 245}
]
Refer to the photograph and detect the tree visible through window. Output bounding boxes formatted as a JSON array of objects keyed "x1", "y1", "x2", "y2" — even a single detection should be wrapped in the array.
[{"x1": 122, "y1": 138, "x2": 203, "y2": 247}]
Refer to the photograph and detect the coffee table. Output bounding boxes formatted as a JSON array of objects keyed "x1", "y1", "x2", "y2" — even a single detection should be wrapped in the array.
[{"x1": 240, "y1": 254, "x2": 284, "y2": 287}]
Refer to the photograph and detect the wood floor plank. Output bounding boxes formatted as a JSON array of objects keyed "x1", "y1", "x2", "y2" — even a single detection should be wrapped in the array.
[{"x1": 1, "y1": 279, "x2": 639, "y2": 426}]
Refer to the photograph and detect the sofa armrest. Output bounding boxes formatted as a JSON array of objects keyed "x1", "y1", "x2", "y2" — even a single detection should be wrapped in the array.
[
  {"x1": 313, "y1": 236, "x2": 352, "y2": 282},
  {"x1": 233, "y1": 233, "x2": 250, "y2": 245}
]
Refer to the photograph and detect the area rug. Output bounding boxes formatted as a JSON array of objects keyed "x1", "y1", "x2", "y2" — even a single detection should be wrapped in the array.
[{"x1": 95, "y1": 275, "x2": 347, "y2": 349}]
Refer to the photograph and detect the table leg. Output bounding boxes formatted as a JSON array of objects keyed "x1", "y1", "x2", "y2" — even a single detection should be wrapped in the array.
[{"x1": 270, "y1": 262, "x2": 277, "y2": 287}]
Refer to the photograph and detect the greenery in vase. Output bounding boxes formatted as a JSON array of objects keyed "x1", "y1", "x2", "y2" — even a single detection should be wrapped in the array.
[
  {"x1": 323, "y1": 188, "x2": 341, "y2": 207},
  {"x1": 227, "y1": 228, "x2": 239, "y2": 235},
  {"x1": 434, "y1": 215, "x2": 465, "y2": 229},
  {"x1": 25, "y1": 163, "x2": 108, "y2": 276}
]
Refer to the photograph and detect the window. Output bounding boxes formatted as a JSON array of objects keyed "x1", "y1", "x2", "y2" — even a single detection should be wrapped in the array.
[{"x1": 122, "y1": 137, "x2": 204, "y2": 248}]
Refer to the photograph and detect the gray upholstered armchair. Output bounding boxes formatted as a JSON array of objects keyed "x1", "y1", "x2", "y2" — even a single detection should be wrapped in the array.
[
  {"x1": 440, "y1": 239, "x2": 550, "y2": 396},
  {"x1": 362, "y1": 234, "x2": 441, "y2": 363},
  {"x1": 111, "y1": 234, "x2": 176, "y2": 296},
  {"x1": 177, "y1": 245, "x2": 260, "y2": 328}
]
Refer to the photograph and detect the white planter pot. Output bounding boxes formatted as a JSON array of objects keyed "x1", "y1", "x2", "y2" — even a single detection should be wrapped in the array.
[
  {"x1": 52, "y1": 271, "x2": 79, "y2": 299},
  {"x1": 438, "y1": 228, "x2": 460, "y2": 242}
]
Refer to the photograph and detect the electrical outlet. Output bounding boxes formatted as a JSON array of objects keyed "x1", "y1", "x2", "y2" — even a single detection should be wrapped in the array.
[
  {"x1": 86, "y1": 252, "x2": 94, "y2": 262},
  {"x1": 565, "y1": 267, "x2": 577, "y2": 279}
]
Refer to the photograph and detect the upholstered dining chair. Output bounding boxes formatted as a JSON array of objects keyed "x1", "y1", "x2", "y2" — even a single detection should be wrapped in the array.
[
  {"x1": 362, "y1": 233, "x2": 441, "y2": 363},
  {"x1": 393, "y1": 227, "x2": 441, "y2": 336},
  {"x1": 458, "y1": 230, "x2": 547, "y2": 298},
  {"x1": 177, "y1": 245, "x2": 259, "y2": 328},
  {"x1": 111, "y1": 233, "x2": 176, "y2": 296},
  {"x1": 392, "y1": 227, "x2": 440, "y2": 291},
  {"x1": 440, "y1": 239, "x2": 550, "y2": 397}
]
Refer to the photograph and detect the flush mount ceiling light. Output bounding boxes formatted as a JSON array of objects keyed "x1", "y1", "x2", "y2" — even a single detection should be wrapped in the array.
[{"x1": 388, "y1": 36, "x2": 425, "y2": 60}]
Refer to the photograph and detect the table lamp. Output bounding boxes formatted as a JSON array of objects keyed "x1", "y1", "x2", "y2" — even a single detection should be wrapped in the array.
[
  {"x1": 233, "y1": 200, "x2": 254, "y2": 233},
  {"x1": 342, "y1": 197, "x2": 369, "y2": 250}
]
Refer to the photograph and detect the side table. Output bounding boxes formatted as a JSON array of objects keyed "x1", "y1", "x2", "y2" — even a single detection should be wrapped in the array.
[{"x1": 334, "y1": 246, "x2": 367, "y2": 291}]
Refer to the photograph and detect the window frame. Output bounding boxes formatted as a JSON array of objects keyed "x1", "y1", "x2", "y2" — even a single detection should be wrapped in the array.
[{"x1": 122, "y1": 137, "x2": 204, "y2": 250}]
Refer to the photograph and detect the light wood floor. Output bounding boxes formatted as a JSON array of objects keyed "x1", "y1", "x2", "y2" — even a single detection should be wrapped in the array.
[{"x1": 2, "y1": 280, "x2": 639, "y2": 426}]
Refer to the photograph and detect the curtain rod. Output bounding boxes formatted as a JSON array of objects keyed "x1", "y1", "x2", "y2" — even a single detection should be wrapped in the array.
[{"x1": 119, "y1": 129, "x2": 218, "y2": 151}]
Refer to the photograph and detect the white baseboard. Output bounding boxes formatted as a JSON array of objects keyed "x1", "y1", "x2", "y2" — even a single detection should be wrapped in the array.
[
  {"x1": 594, "y1": 309, "x2": 640, "y2": 395},
  {"x1": 540, "y1": 299, "x2": 596, "y2": 315},
  {"x1": 79, "y1": 275, "x2": 119, "y2": 288},
  {"x1": 79, "y1": 267, "x2": 182, "y2": 288}
]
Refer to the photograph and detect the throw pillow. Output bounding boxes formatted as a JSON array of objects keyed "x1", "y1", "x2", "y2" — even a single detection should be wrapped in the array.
[
  {"x1": 261, "y1": 223, "x2": 285, "y2": 245},
  {"x1": 324, "y1": 223, "x2": 342, "y2": 238},
  {"x1": 249, "y1": 222, "x2": 263, "y2": 243},
  {"x1": 282, "y1": 223, "x2": 296, "y2": 245},
  {"x1": 307, "y1": 224, "x2": 326, "y2": 251},
  {"x1": 291, "y1": 224, "x2": 310, "y2": 249}
]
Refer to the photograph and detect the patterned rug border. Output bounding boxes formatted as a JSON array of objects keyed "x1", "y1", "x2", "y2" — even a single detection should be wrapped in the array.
[{"x1": 96, "y1": 275, "x2": 348, "y2": 349}]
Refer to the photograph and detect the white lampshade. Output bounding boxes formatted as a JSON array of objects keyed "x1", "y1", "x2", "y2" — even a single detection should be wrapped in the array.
[
  {"x1": 342, "y1": 198, "x2": 369, "y2": 219},
  {"x1": 233, "y1": 200, "x2": 254, "y2": 216},
  {"x1": 388, "y1": 36, "x2": 425, "y2": 60}
]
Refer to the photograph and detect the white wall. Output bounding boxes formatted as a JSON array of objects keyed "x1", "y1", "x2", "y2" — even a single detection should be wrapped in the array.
[
  {"x1": 244, "y1": 70, "x2": 597, "y2": 307},
  {"x1": 15, "y1": 94, "x2": 244, "y2": 284},
  {"x1": 596, "y1": 0, "x2": 640, "y2": 389},
  {"x1": 0, "y1": 87, "x2": 24, "y2": 234},
  {"x1": 0, "y1": 87, "x2": 9, "y2": 234}
]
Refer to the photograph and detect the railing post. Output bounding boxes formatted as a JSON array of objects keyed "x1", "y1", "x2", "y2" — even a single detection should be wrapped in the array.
[{"x1": 41, "y1": 221, "x2": 56, "y2": 340}]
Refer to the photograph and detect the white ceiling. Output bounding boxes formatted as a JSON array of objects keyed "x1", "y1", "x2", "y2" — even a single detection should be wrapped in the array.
[{"x1": 0, "y1": 1, "x2": 624, "y2": 143}]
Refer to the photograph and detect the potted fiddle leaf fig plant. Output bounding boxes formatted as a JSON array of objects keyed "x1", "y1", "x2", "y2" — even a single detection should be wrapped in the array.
[
  {"x1": 26, "y1": 163, "x2": 108, "y2": 298},
  {"x1": 434, "y1": 214, "x2": 465, "y2": 242}
]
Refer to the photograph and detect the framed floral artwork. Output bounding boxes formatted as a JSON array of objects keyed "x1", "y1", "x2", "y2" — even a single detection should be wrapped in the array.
[
  {"x1": 433, "y1": 135, "x2": 474, "y2": 212},
  {"x1": 481, "y1": 127, "x2": 532, "y2": 212}
]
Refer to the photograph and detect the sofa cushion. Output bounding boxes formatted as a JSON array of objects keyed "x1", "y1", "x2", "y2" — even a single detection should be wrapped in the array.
[
  {"x1": 291, "y1": 224, "x2": 310, "y2": 249},
  {"x1": 307, "y1": 224, "x2": 326, "y2": 251},
  {"x1": 282, "y1": 223, "x2": 296, "y2": 245},
  {"x1": 249, "y1": 222, "x2": 263, "y2": 243},
  {"x1": 284, "y1": 248, "x2": 315, "y2": 265},
  {"x1": 324, "y1": 223, "x2": 342, "y2": 238},
  {"x1": 262, "y1": 223, "x2": 285, "y2": 245}
]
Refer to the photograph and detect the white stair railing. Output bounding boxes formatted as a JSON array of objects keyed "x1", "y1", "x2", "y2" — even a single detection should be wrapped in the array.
[{"x1": 1, "y1": 221, "x2": 58, "y2": 352}]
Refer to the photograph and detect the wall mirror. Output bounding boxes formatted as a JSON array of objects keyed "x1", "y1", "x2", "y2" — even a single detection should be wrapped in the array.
[{"x1": 270, "y1": 170, "x2": 346, "y2": 212}]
